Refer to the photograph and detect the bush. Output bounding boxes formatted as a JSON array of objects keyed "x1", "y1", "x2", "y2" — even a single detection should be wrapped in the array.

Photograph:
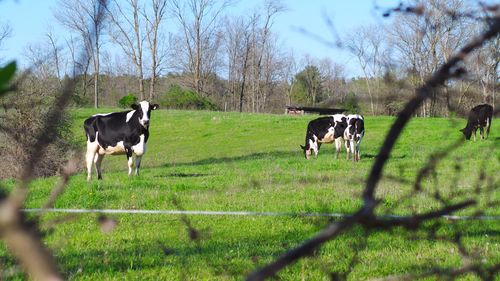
[
  {"x1": 118, "y1": 93, "x2": 138, "y2": 108},
  {"x1": 0, "y1": 74, "x2": 76, "y2": 179},
  {"x1": 160, "y1": 84, "x2": 217, "y2": 110},
  {"x1": 384, "y1": 99, "x2": 406, "y2": 116},
  {"x1": 341, "y1": 92, "x2": 361, "y2": 114}
]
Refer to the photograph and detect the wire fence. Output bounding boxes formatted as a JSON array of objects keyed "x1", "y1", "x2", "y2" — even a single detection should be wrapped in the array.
[{"x1": 22, "y1": 208, "x2": 500, "y2": 221}]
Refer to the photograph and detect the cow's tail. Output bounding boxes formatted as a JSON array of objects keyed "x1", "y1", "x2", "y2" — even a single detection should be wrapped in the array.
[
  {"x1": 354, "y1": 120, "x2": 360, "y2": 142},
  {"x1": 84, "y1": 117, "x2": 98, "y2": 143}
]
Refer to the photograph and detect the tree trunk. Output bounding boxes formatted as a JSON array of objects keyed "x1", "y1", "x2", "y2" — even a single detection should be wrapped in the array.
[
  {"x1": 94, "y1": 42, "x2": 100, "y2": 108},
  {"x1": 239, "y1": 45, "x2": 250, "y2": 112}
]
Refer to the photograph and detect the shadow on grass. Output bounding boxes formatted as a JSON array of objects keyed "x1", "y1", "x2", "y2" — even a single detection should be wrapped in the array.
[
  {"x1": 159, "y1": 149, "x2": 395, "y2": 169},
  {"x1": 161, "y1": 150, "x2": 300, "y2": 168},
  {"x1": 361, "y1": 153, "x2": 407, "y2": 159},
  {"x1": 158, "y1": 150, "x2": 409, "y2": 169},
  {"x1": 47, "y1": 215, "x2": 499, "y2": 279},
  {"x1": 154, "y1": 173, "x2": 213, "y2": 178},
  {"x1": 56, "y1": 227, "x2": 315, "y2": 278}
]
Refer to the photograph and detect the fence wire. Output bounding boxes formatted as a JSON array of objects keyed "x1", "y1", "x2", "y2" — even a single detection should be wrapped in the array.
[{"x1": 22, "y1": 208, "x2": 500, "y2": 220}]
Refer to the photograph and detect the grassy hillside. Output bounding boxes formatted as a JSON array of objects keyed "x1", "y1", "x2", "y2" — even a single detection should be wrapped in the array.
[{"x1": 1, "y1": 109, "x2": 498, "y2": 280}]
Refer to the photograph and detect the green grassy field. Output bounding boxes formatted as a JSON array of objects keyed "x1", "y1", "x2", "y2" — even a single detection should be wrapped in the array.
[{"x1": 1, "y1": 109, "x2": 499, "y2": 280}]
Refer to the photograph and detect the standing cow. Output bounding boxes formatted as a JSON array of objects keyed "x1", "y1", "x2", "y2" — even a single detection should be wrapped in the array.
[
  {"x1": 460, "y1": 104, "x2": 493, "y2": 141},
  {"x1": 300, "y1": 114, "x2": 347, "y2": 159},
  {"x1": 343, "y1": 114, "x2": 365, "y2": 162},
  {"x1": 84, "y1": 101, "x2": 159, "y2": 180}
]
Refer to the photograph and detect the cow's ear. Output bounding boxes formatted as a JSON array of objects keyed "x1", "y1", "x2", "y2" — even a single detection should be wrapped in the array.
[
  {"x1": 459, "y1": 128, "x2": 464, "y2": 132},
  {"x1": 131, "y1": 104, "x2": 139, "y2": 110},
  {"x1": 300, "y1": 145, "x2": 306, "y2": 150},
  {"x1": 151, "y1": 104, "x2": 159, "y2": 110}
]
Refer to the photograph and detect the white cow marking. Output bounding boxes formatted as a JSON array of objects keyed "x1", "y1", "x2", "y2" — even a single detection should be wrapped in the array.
[
  {"x1": 100, "y1": 141, "x2": 126, "y2": 155},
  {"x1": 126, "y1": 110, "x2": 136, "y2": 122},
  {"x1": 92, "y1": 113, "x2": 113, "y2": 117},
  {"x1": 139, "y1": 101, "x2": 150, "y2": 127},
  {"x1": 347, "y1": 114, "x2": 363, "y2": 120},
  {"x1": 132, "y1": 134, "x2": 146, "y2": 156},
  {"x1": 318, "y1": 128, "x2": 335, "y2": 143},
  {"x1": 331, "y1": 114, "x2": 345, "y2": 122}
]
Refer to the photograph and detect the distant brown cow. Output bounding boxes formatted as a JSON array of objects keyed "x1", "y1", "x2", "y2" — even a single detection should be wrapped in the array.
[{"x1": 460, "y1": 104, "x2": 493, "y2": 141}]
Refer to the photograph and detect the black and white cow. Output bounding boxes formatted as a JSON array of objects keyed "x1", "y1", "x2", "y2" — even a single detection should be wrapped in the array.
[
  {"x1": 84, "y1": 101, "x2": 159, "y2": 180},
  {"x1": 300, "y1": 114, "x2": 347, "y2": 159},
  {"x1": 343, "y1": 114, "x2": 364, "y2": 162},
  {"x1": 460, "y1": 104, "x2": 493, "y2": 141}
]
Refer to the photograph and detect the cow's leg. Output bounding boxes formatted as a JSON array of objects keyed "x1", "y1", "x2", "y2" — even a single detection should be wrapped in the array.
[
  {"x1": 126, "y1": 148, "x2": 134, "y2": 177},
  {"x1": 127, "y1": 157, "x2": 134, "y2": 177},
  {"x1": 479, "y1": 126, "x2": 484, "y2": 140},
  {"x1": 356, "y1": 142, "x2": 361, "y2": 161},
  {"x1": 85, "y1": 142, "x2": 99, "y2": 181},
  {"x1": 135, "y1": 155, "x2": 142, "y2": 176},
  {"x1": 486, "y1": 118, "x2": 491, "y2": 139},
  {"x1": 350, "y1": 140, "x2": 356, "y2": 161},
  {"x1": 94, "y1": 153, "x2": 104, "y2": 180},
  {"x1": 335, "y1": 138, "x2": 342, "y2": 159},
  {"x1": 354, "y1": 141, "x2": 359, "y2": 162},
  {"x1": 345, "y1": 139, "x2": 350, "y2": 160},
  {"x1": 315, "y1": 143, "x2": 321, "y2": 158}
]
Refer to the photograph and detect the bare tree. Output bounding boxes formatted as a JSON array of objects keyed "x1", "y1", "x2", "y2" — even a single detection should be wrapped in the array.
[
  {"x1": 247, "y1": 0, "x2": 285, "y2": 112},
  {"x1": 282, "y1": 51, "x2": 298, "y2": 106},
  {"x1": 345, "y1": 24, "x2": 389, "y2": 115},
  {"x1": 106, "y1": 0, "x2": 147, "y2": 100},
  {"x1": 55, "y1": 0, "x2": 107, "y2": 108},
  {"x1": 470, "y1": 33, "x2": 499, "y2": 108},
  {"x1": 142, "y1": 0, "x2": 169, "y2": 101},
  {"x1": 388, "y1": 0, "x2": 474, "y2": 116},
  {"x1": 46, "y1": 30, "x2": 63, "y2": 85},
  {"x1": 65, "y1": 35, "x2": 91, "y2": 99},
  {"x1": 223, "y1": 15, "x2": 254, "y2": 112},
  {"x1": 0, "y1": 21, "x2": 12, "y2": 63},
  {"x1": 169, "y1": 0, "x2": 232, "y2": 97},
  {"x1": 0, "y1": 21, "x2": 12, "y2": 48},
  {"x1": 318, "y1": 57, "x2": 345, "y2": 103}
]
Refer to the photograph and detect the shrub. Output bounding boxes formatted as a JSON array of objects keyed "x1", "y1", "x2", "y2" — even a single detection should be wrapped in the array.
[
  {"x1": 341, "y1": 92, "x2": 361, "y2": 114},
  {"x1": 384, "y1": 99, "x2": 406, "y2": 116},
  {"x1": 160, "y1": 84, "x2": 217, "y2": 110},
  {"x1": 118, "y1": 93, "x2": 138, "y2": 108},
  {"x1": 0, "y1": 74, "x2": 76, "y2": 179}
]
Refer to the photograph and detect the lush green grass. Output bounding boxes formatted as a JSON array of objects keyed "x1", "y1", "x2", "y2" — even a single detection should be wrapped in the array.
[{"x1": 1, "y1": 109, "x2": 499, "y2": 280}]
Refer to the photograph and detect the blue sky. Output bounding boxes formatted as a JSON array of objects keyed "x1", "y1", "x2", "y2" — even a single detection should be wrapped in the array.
[{"x1": 0, "y1": 0, "x2": 399, "y2": 76}]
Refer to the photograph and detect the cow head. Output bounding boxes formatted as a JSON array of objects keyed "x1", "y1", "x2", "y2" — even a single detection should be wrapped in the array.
[
  {"x1": 300, "y1": 144, "x2": 311, "y2": 159},
  {"x1": 300, "y1": 138, "x2": 318, "y2": 160},
  {"x1": 460, "y1": 127, "x2": 472, "y2": 140},
  {"x1": 131, "y1": 101, "x2": 159, "y2": 128}
]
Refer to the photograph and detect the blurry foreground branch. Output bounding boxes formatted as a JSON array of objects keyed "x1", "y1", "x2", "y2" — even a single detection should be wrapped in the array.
[
  {"x1": 0, "y1": 1, "x2": 107, "y2": 280},
  {"x1": 247, "y1": 11, "x2": 500, "y2": 281}
]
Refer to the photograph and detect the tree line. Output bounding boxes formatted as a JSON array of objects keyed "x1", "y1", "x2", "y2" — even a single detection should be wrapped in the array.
[
  {"x1": 0, "y1": 1, "x2": 498, "y2": 280},
  {"x1": 1, "y1": 0, "x2": 497, "y2": 116}
]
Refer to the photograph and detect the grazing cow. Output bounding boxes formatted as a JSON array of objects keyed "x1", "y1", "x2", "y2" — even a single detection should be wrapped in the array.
[
  {"x1": 460, "y1": 104, "x2": 493, "y2": 141},
  {"x1": 84, "y1": 101, "x2": 159, "y2": 180},
  {"x1": 300, "y1": 114, "x2": 347, "y2": 159},
  {"x1": 343, "y1": 114, "x2": 365, "y2": 162}
]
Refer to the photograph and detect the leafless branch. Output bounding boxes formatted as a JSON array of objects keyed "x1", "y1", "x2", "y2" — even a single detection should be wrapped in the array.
[
  {"x1": 246, "y1": 13, "x2": 500, "y2": 281},
  {"x1": 0, "y1": 1, "x2": 108, "y2": 280}
]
